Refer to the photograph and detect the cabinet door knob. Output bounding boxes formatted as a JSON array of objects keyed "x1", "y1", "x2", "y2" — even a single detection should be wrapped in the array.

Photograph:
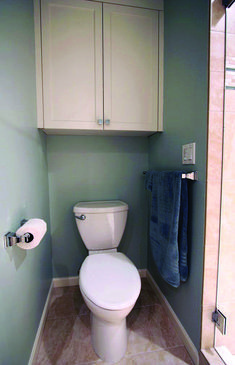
[
  {"x1": 97, "y1": 119, "x2": 103, "y2": 125},
  {"x1": 105, "y1": 119, "x2": 110, "y2": 125}
]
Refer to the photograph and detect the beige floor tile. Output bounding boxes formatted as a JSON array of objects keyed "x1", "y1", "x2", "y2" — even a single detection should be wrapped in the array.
[
  {"x1": 134, "y1": 278, "x2": 161, "y2": 308},
  {"x1": 35, "y1": 315, "x2": 99, "y2": 365},
  {"x1": 91, "y1": 346, "x2": 193, "y2": 365},
  {"x1": 35, "y1": 278, "x2": 192, "y2": 365},
  {"x1": 47, "y1": 285, "x2": 89, "y2": 319},
  {"x1": 126, "y1": 305, "x2": 183, "y2": 356},
  {"x1": 128, "y1": 347, "x2": 194, "y2": 365}
]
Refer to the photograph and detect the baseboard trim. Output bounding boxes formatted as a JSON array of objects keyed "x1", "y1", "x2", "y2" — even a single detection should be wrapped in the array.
[
  {"x1": 138, "y1": 269, "x2": 147, "y2": 278},
  {"x1": 53, "y1": 270, "x2": 147, "y2": 287},
  {"x1": 53, "y1": 275, "x2": 79, "y2": 287},
  {"x1": 146, "y1": 270, "x2": 199, "y2": 365},
  {"x1": 28, "y1": 281, "x2": 53, "y2": 365}
]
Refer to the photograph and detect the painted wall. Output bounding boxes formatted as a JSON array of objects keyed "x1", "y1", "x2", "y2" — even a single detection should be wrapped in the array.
[
  {"x1": 47, "y1": 136, "x2": 149, "y2": 277},
  {"x1": 148, "y1": 0, "x2": 209, "y2": 350},
  {"x1": 0, "y1": 1, "x2": 52, "y2": 364}
]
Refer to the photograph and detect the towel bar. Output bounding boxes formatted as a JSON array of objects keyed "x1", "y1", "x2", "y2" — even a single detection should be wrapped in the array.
[{"x1": 142, "y1": 171, "x2": 198, "y2": 181}]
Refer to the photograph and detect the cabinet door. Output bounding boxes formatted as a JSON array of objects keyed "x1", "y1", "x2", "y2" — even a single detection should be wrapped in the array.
[
  {"x1": 41, "y1": 0, "x2": 103, "y2": 130},
  {"x1": 103, "y1": 4, "x2": 159, "y2": 132}
]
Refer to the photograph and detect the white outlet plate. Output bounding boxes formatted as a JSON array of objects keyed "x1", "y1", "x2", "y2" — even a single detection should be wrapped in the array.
[{"x1": 182, "y1": 143, "x2": 196, "y2": 165}]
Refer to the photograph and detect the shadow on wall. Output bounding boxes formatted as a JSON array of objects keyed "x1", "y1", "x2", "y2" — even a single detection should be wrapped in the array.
[
  {"x1": 5, "y1": 246, "x2": 26, "y2": 270},
  {"x1": 4, "y1": 231, "x2": 51, "y2": 271},
  {"x1": 52, "y1": 206, "x2": 87, "y2": 277},
  {"x1": 212, "y1": 0, "x2": 225, "y2": 27}
]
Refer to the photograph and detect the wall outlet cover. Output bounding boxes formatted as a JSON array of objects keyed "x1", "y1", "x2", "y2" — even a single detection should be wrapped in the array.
[{"x1": 182, "y1": 143, "x2": 196, "y2": 165}]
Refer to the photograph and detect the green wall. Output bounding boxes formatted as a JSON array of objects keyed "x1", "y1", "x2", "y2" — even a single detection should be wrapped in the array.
[
  {"x1": 47, "y1": 136, "x2": 149, "y2": 277},
  {"x1": 148, "y1": 0, "x2": 209, "y2": 350},
  {"x1": 0, "y1": 0, "x2": 209, "y2": 362},
  {"x1": 0, "y1": 1, "x2": 52, "y2": 364}
]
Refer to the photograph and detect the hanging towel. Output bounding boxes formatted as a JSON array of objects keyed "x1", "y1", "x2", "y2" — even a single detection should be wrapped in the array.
[{"x1": 145, "y1": 171, "x2": 188, "y2": 288}]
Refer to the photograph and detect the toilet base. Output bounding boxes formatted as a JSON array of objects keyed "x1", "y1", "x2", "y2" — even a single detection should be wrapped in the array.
[{"x1": 91, "y1": 313, "x2": 127, "y2": 363}]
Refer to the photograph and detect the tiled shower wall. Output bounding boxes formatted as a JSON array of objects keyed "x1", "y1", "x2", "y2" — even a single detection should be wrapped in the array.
[{"x1": 201, "y1": 0, "x2": 235, "y2": 355}]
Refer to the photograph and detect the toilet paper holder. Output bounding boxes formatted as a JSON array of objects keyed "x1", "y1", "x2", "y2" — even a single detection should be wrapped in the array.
[{"x1": 4, "y1": 219, "x2": 34, "y2": 248}]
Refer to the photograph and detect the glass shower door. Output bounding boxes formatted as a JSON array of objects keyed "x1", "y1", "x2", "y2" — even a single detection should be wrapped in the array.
[{"x1": 214, "y1": 4, "x2": 235, "y2": 365}]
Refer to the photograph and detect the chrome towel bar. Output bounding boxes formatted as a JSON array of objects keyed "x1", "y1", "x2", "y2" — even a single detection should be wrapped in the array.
[{"x1": 143, "y1": 171, "x2": 198, "y2": 181}]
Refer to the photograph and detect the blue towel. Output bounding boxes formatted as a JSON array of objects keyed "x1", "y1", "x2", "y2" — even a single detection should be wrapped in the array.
[{"x1": 145, "y1": 171, "x2": 188, "y2": 288}]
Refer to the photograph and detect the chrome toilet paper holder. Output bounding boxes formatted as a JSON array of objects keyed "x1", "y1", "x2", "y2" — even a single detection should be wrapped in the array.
[{"x1": 4, "y1": 219, "x2": 34, "y2": 248}]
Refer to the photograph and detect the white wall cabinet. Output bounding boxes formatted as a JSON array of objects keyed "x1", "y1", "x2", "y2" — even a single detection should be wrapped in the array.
[{"x1": 35, "y1": 0, "x2": 163, "y2": 135}]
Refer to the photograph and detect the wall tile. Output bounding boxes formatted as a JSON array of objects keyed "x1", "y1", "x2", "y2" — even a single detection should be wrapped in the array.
[
  {"x1": 219, "y1": 180, "x2": 235, "y2": 251},
  {"x1": 207, "y1": 111, "x2": 223, "y2": 181},
  {"x1": 217, "y1": 253, "x2": 235, "y2": 303},
  {"x1": 202, "y1": 254, "x2": 219, "y2": 307},
  {"x1": 215, "y1": 301, "x2": 235, "y2": 353},
  {"x1": 225, "y1": 70, "x2": 235, "y2": 88},
  {"x1": 209, "y1": 71, "x2": 225, "y2": 111},
  {"x1": 222, "y1": 112, "x2": 235, "y2": 180},
  {"x1": 226, "y1": 4, "x2": 235, "y2": 35},
  {"x1": 225, "y1": 89, "x2": 235, "y2": 112},
  {"x1": 226, "y1": 33, "x2": 235, "y2": 68},
  {"x1": 210, "y1": 31, "x2": 225, "y2": 72},
  {"x1": 201, "y1": 306, "x2": 215, "y2": 349},
  {"x1": 205, "y1": 179, "x2": 221, "y2": 242}
]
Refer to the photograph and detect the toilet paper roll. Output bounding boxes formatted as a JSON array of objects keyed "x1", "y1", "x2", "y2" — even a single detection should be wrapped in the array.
[{"x1": 16, "y1": 218, "x2": 47, "y2": 250}]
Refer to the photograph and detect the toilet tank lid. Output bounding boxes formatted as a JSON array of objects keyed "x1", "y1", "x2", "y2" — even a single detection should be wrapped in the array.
[{"x1": 73, "y1": 200, "x2": 128, "y2": 214}]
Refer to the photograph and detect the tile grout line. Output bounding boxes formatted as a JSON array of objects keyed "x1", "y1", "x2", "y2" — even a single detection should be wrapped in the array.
[{"x1": 79, "y1": 345, "x2": 192, "y2": 365}]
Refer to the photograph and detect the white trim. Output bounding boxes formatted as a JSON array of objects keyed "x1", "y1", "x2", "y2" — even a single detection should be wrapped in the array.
[
  {"x1": 53, "y1": 276, "x2": 79, "y2": 287},
  {"x1": 146, "y1": 270, "x2": 199, "y2": 365},
  {"x1": 158, "y1": 10, "x2": 164, "y2": 132},
  {"x1": 28, "y1": 281, "x2": 53, "y2": 365},
  {"x1": 87, "y1": 0, "x2": 163, "y2": 11},
  {"x1": 34, "y1": 0, "x2": 44, "y2": 128},
  {"x1": 138, "y1": 269, "x2": 147, "y2": 278}
]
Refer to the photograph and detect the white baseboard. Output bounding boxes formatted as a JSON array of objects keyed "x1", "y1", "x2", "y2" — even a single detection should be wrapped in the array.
[
  {"x1": 53, "y1": 275, "x2": 79, "y2": 287},
  {"x1": 138, "y1": 269, "x2": 147, "y2": 278},
  {"x1": 53, "y1": 270, "x2": 146, "y2": 287},
  {"x1": 28, "y1": 281, "x2": 53, "y2": 365},
  {"x1": 146, "y1": 270, "x2": 199, "y2": 365}
]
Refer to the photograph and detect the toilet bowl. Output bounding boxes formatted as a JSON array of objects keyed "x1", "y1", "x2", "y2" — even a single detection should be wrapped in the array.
[
  {"x1": 73, "y1": 200, "x2": 141, "y2": 363},
  {"x1": 79, "y1": 252, "x2": 141, "y2": 362}
]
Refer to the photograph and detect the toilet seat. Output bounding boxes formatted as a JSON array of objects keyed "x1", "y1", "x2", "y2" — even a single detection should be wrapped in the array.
[{"x1": 79, "y1": 252, "x2": 141, "y2": 311}]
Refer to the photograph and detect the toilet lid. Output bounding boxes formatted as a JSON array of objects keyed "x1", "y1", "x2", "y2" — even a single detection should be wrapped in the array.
[{"x1": 79, "y1": 252, "x2": 141, "y2": 310}]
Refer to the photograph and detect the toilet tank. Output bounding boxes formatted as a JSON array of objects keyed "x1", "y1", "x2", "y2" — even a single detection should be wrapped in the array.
[{"x1": 73, "y1": 200, "x2": 128, "y2": 251}]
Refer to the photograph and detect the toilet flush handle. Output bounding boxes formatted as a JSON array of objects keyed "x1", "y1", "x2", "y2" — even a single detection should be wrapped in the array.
[{"x1": 76, "y1": 214, "x2": 86, "y2": 221}]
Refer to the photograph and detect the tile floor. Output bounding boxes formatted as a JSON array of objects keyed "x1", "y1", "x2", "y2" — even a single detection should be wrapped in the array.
[{"x1": 34, "y1": 278, "x2": 194, "y2": 365}]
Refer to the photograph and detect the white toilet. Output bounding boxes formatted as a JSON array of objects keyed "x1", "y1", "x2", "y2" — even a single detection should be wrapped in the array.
[{"x1": 73, "y1": 200, "x2": 141, "y2": 363}]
